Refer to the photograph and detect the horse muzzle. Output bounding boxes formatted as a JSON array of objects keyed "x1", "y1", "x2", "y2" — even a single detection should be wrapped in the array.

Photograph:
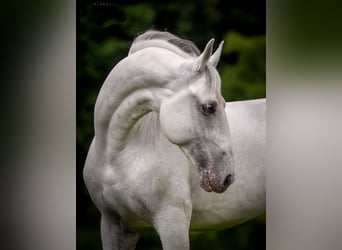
[
  {"x1": 199, "y1": 167, "x2": 235, "y2": 193},
  {"x1": 182, "y1": 140, "x2": 235, "y2": 193}
]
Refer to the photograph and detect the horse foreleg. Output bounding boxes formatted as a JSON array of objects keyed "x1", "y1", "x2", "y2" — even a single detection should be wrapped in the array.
[
  {"x1": 153, "y1": 204, "x2": 192, "y2": 250},
  {"x1": 100, "y1": 214, "x2": 139, "y2": 250}
]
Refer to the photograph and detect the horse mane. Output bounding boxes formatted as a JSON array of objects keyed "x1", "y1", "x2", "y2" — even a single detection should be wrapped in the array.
[
  {"x1": 128, "y1": 30, "x2": 201, "y2": 57},
  {"x1": 129, "y1": 30, "x2": 221, "y2": 95}
]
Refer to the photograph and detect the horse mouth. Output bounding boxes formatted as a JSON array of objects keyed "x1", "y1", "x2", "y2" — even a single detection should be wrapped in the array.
[{"x1": 200, "y1": 169, "x2": 214, "y2": 192}]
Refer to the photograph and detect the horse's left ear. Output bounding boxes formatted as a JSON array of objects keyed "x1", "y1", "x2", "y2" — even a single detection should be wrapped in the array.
[
  {"x1": 209, "y1": 41, "x2": 224, "y2": 67},
  {"x1": 194, "y1": 39, "x2": 214, "y2": 72}
]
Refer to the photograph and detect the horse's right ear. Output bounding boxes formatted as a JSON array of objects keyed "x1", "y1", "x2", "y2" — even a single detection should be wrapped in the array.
[
  {"x1": 194, "y1": 39, "x2": 215, "y2": 72},
  {"x1": 209, "y1": 41, "x2": 224, "y2": 67}
]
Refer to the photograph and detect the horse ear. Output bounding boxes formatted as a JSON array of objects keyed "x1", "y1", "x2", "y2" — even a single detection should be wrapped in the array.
[
  {"x1": 194, "y1": 39, "x2": 215, "y2": 72},
  {"x1": 209, "y1": 41, "x2": 224, "y2": 67}
]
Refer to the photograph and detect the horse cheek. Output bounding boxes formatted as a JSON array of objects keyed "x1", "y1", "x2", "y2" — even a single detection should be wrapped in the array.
[{"x1": 160, "y1": 101, "x2": 194, "y2": 145}]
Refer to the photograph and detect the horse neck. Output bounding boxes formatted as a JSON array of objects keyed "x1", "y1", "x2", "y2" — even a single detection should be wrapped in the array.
[
  {"x1": 130, "y1": 111, "x2": 165, "y2": 147},
  {"x1": 94, "y1": 49, "x2": 182, "y2": 152},
  {"x1": 106, "y1": 87, "x2": 171, "y2": 153}
]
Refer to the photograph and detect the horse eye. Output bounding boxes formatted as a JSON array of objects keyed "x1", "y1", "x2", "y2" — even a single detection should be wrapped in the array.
[{"x1": 201, "y1": 101, "x2": 217, "y2": 115}]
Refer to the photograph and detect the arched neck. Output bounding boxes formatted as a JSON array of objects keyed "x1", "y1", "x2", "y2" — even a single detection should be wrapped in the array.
[
  {"x1": 93, "y1": 48, "x2": 183, "y2": 152},
  {"x1": 106, "y1": 87, "x2": 172, "y2": 153}
]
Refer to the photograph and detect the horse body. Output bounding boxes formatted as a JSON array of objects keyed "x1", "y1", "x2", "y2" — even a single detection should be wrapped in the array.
[{"x1": 83, "y1": 31, "x2": 265, "y2": 250}]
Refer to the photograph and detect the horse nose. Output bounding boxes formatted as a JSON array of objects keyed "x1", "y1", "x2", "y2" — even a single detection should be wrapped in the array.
[{"x1": 223, "y1": 174, "x2": 235, "y2": 188}]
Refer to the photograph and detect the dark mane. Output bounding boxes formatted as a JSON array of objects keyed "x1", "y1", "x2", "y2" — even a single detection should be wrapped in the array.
[{"x1": 131, "y1": 30, "x2": 201, "y2": 57}]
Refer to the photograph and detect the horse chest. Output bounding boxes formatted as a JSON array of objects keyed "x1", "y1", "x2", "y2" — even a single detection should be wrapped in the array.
[{"x1": 101, "y1": 151, "x2": 191, "y2": 226}]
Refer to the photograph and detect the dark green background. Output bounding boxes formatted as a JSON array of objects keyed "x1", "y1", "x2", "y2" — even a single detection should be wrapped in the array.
[{"x1": 77, "y1": 0, "x2": 265, "y2": 249}]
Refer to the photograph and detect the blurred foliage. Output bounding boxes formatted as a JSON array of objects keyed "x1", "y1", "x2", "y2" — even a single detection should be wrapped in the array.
[
  {"x1": 221, "y1": 31, "x2": 266, "y2": 100},
  {"x1": 77, "y1": 0, "x2": 265, "y2": 249}
]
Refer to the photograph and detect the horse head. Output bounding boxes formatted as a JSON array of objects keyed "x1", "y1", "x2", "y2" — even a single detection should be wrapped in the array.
[{"x1": 159, "y1": 40, "x2": 235, "y2": 193}]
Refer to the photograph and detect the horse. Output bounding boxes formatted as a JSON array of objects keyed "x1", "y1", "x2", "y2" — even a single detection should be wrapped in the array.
[{"x1": 83, "y1": 30, "x2": 266, "y2": 250}]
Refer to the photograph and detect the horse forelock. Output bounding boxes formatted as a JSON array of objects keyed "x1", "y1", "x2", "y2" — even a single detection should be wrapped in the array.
[{"x1": 196, "y1": 66, "x2": 221, "y2": 97}]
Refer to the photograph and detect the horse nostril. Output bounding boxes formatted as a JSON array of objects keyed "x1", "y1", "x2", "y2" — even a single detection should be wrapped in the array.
[{"x1": 223, "y1": 174, "x2": 234, "y2": 187}]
